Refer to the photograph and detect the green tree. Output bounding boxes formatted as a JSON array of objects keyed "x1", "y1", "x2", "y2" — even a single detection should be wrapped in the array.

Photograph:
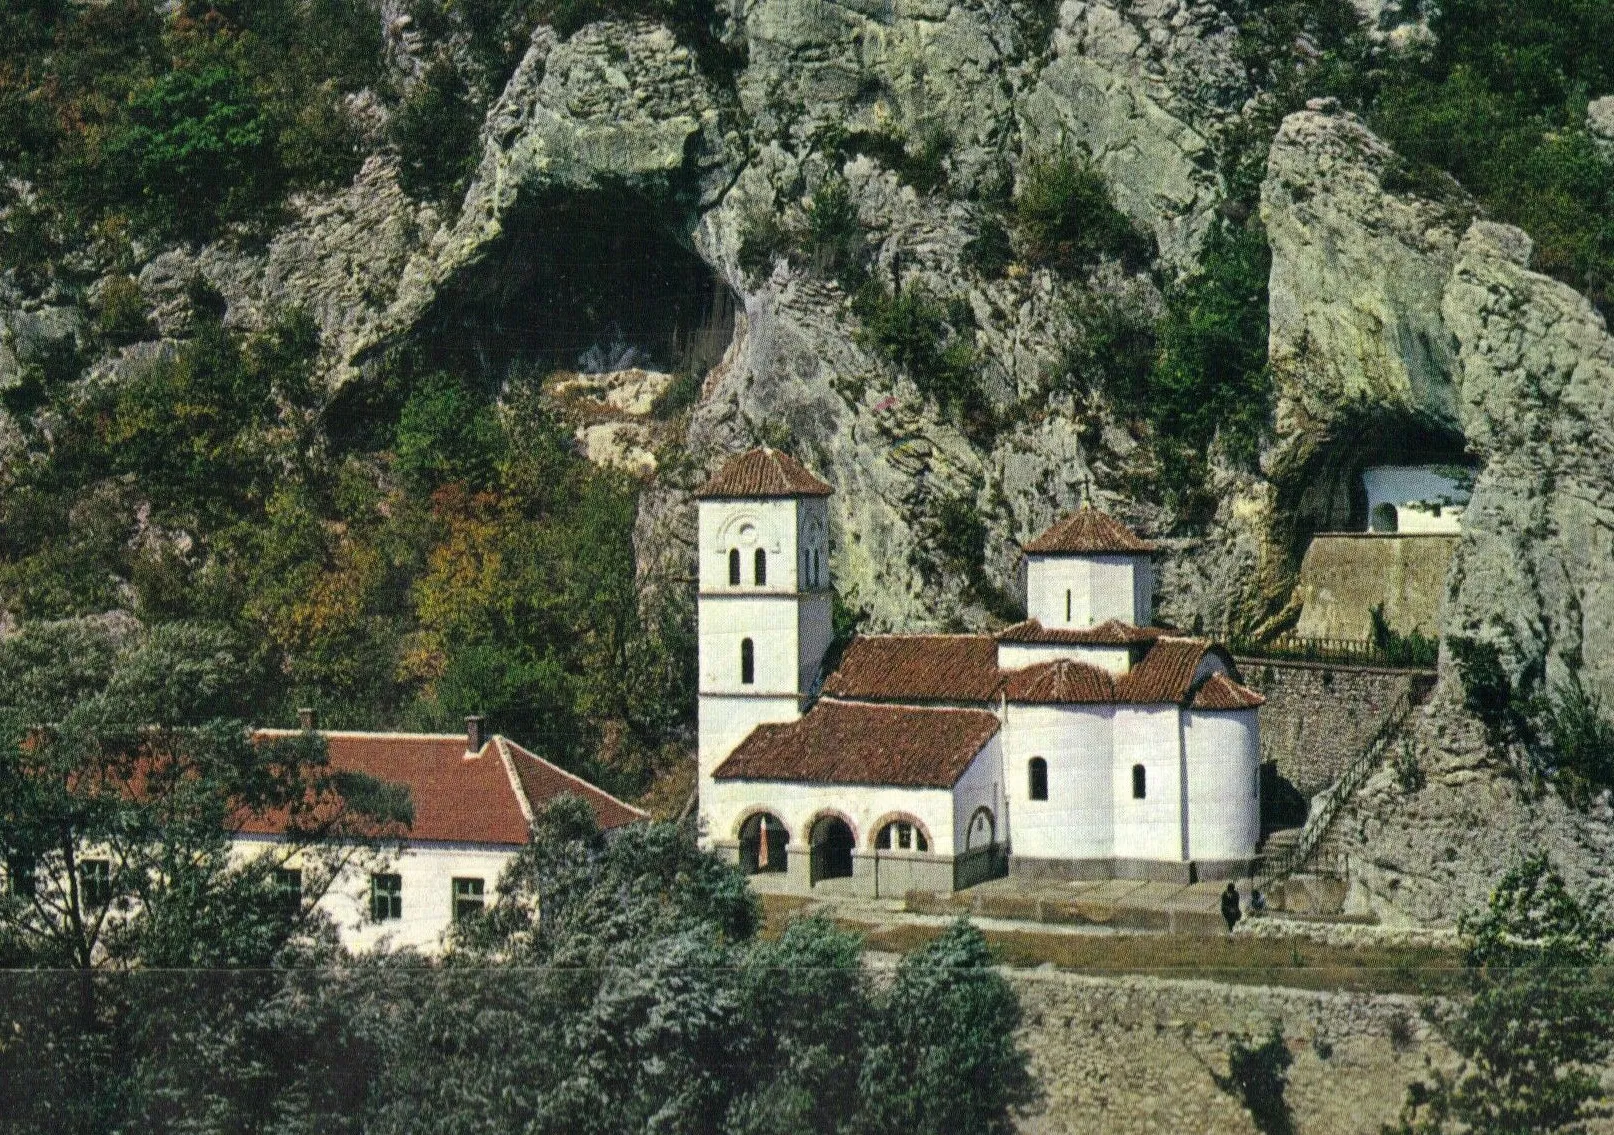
[{"x1": 1387, "y1": 854, "x2": 1614, "y2": 1134}]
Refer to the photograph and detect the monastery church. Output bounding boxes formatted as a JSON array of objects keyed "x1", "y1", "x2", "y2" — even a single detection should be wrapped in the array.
[{"x1": 696, "y1": 448, "x2": 1264, "y2": 895}]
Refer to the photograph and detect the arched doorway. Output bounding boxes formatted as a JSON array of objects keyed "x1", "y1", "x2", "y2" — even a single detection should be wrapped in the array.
[
  {"x1": 809, "y1": 815, "x2": 855, "y2": 884},
  {"x1": 965, "y1": 807, "x2": 996, "y2": 852},
  {"x1": 738, "y1": 813, "x2": 788, "y2": 875}
]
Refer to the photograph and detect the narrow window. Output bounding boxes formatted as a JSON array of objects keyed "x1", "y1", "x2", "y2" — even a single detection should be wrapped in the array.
[
  {"x1": 371, "y1": 873, "x2": 402, "y2": 921},
  {"x1": 273, "y1": 868, "x2": 302, "y2": 916},
  {"x1": 916, "y1": 827, "x2": 929, "y2": 852},
  {"x1": 1028, "y1": 758, "x2": 1048, "y2": 801},
  {"x1": 81, "y1": 859, "x2": 112, "y2": 907},
  {"x1": 728, "y1": 548, "x2": 741, "y2": 586},
  {"x1": 1132, "y1": 764, "x2": 1147, "y2": 800},
  {"x1": 1066, "y1": 589, "x2": 1072, "y2": 623},
  {"x1": 452, "y1": 877, "x2": 485, "y2": 922},
  {"x1": 7, "y1": 854, "x2": 36, "y2": 898},
  {"x1": 754, "y1": 548, "x2": 767, "y2": 585},
  {"x1": 875, "y1": 825, "x2": 891, "y2": 850},
  {"x1": 740, "y1": 638, "x2": 755, "y2": 685}
]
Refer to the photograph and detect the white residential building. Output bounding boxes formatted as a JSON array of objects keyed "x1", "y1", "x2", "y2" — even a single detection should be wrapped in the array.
[{"x1": 694, "y1": 449, "x2": 1263, "y2": 895}]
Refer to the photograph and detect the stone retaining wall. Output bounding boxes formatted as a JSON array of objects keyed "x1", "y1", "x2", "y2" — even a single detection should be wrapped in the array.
[
  {"x1": 1238, "y1": 659, "x2": 1433, "y2": 800},
  {"x1": 1010, "y1": 969, "x2": 1444, "y2": 1134}
]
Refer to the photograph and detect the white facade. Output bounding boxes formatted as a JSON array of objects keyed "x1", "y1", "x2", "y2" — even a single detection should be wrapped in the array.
[
  {"x1": 1182, "y1": 708, "x2": 1262, "y2": 862},
  {"x1": 997, "y1": 640, "x2": 1135, "y2": 674},
  {"x1": 1026, "y1": 553, "x2": 1151, "y2": 628},
  {"x1": 1002, "y1": 704, "x2": 1116, "y2": 862},
  {"x1": 1363, "y1": 465, "x2": 1471, "y2": 534}
]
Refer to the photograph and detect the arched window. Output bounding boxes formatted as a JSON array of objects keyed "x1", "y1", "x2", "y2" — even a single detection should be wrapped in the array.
[
  {"x1": 875, "y1": 820, "x2": 930, "y2": 853},
  {"x1": 966, "y1": 807, "x2": 995, "y2": 851},
  {"x1": 754, "y1": 548, "x2": 767, "y2": 585},
  {"x1": 1066, "y1": 589, "x2": 1072, "y2": 623},
  {"x1": 810, "y1": 816, "x2": 856, "y2": 883},
  {"x1": 740, "y1": 638, "x2": 755, "y2": 685},
  {"x1": 728, "y1": 548, "x2": 741, "y2": 585},
  {"x1": 1028, "y1": 758, "x2": 1048, "y2": 801},
  {"x1": 1132, "y1": 763, "x2": 1147, "y2": 800},
  {"x1": 739, "y1": 813, "x2": 788, "y2": 874}
]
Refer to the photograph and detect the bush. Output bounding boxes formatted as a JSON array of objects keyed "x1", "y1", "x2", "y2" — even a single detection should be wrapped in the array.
[
  {"x1": 96, "y1": 276, "x2": 153, "y2": 345},
  {"x1": 802, "y1": 176, "x2": 867, "y2": 286},
  {"x1": 1013, "y1": 151, "x2": 1154, "y2": 274},
  {"x1": 736, "y1": 202, "x2": 792, "y2": 282},
  {"x1": 1448, "y1": 636, "x2": 1529, "y2": 744},
  {"x1": 852, "y1": 281, "x2": 987, "y2": 435},
  {"x1": 391, "y1": 54, "x2": 483, "y2": 204},
  {"x1": 393, "y1": 373, "x2": 501, "y2": 490},
  {"x1": 1541, "y1": 673, "x2": 1614, "y2": 808},
  {"x1": 834, "y1": 121, "x2": 952, "y2": 194},
  {"x1": 1370, "y1": 605, "x2": 1439, "y2": 668},
  {"x1": 1215, "y1": 1028, "x2": 1294, "y2": 1135},
  {"x1": 962, "y1": 215, "x2": 1014, "y2": 278}
]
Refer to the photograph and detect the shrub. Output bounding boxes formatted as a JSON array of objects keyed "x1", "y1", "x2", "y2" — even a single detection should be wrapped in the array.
[
  {"x1": 96, "y1": 276, "x2": 153, "y2": 345},
  {"x1": 962, "y1": 215, "x2": 1014, "y2": 278},
  {"x1": 1541, "y1": 673, "x2": 1614, "y2": 808},
  {"x1": 394, "y1": 373, "x2": 500, "y2": 490},
  {"x1": 834, "y1": 121, "x2": 952, "y2": 194},
  {"x1": 1013, "y1": 151, "x2": 1154, "y2": 273},
  {"x1": 1448, "y1": 636, "x2": 1528, "y2": 744},
  {"x1": 390, "y1": 54, "x2": 483, "y2": 204},
  {"x1": 802, "y1": 176, "x2": 867, "y2": 286},
  {"x1": 851, "y1": 281, "x2": 986, "y2": 435},
  {"x1": 1216, "y1": 1028, "x2": 1294, "y2": 1135},
  {"x1": 1370, "y1": 605, "x2": 1439, "y2": 668},
  {"x1": 1392, "y1": 738, "x2": 1426, "y2": 794},
  {"x1": 1058, "y1": 289, "x2": 1159, "y2": 407},
  {"x1": 736, "y1": 202, "x2": 792, "y2": 282}
]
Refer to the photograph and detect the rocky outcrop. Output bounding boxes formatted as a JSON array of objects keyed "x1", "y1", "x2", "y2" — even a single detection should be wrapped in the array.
[{"x1": 1442, "y1": 221, "x2": 1614, "y2": 697}]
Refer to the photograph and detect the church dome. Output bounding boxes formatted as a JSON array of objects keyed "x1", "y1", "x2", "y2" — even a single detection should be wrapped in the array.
[{"x1": 1023, "y1": 507, "x2": 1157, "y2": 555}]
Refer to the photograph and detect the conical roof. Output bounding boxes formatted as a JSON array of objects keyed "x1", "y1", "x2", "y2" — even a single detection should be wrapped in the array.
[
  {"x1": 1023, "y1": 507, "x2": 1157, "y2": 555},
  {"x1": 693, "y1": 447, "x2": 833, "y2": 499}
]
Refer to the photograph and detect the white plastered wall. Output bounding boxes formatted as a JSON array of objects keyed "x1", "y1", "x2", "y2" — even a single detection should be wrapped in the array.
[
  {"x1": 705, "y1": 778, "x2": 957, "y2": 856},
  {"x1": 699, "y1": 497, "x2": 800, "y2": 593},
  {"x1": 1026, "y1": 554, "x2": 1149, "y2": 629},
  {"x1": 1002, "y1": 703, "x2": 1115, "y2": 861},
  {"x1": 997, "y1": 641, "x2": 1135, "y2": 674},
  {"x1": 233, "y1": 835, "x2": 517, "y2": 954},
  {"x1": 1111, "y1": 705, "x2": 1186, "y2": 862},
  {"x1": 1182, "y1": 709, "x2": 1261, "y2": 862},
  {"x1": 952, "y1": 735, "x2": 1007, "y2": 855}
]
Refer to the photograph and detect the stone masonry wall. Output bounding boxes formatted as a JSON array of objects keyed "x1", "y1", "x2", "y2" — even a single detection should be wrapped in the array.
[
  {"x1": 1010, "y1": 969, "x2": 1447, "y2": 1134},
  {"x1": 1237, "y1": 660, "x2": 1433, "y2": 798}
]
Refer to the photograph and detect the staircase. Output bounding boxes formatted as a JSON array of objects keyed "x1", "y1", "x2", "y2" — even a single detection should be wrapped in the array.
[{"x1": 1254, "y1": 689, "x2": 1417, "y2": 889}]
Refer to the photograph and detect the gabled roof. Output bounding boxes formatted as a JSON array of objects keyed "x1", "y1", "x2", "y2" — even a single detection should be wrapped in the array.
[
  {"x1": 1189, "y1": 672, "x2": 1266, "y2": 711},
  {"x1": 693, "y1": 448, "x2": 833, "y2": 499},
  {"x1": 1113, "y1": 638, "x2": 1222, "y2": 705},
  {"x1": 997, "y1": 618, "x2": 1167, "y2": 646},
  {"x1": 244, "y1": 731, "x2": 645, "y2": 846},
  {"x1": 713, "y1": 701, "x2": 1001, "y2": 788},
  {"x1": 1023, "y1": 507, "x2": 1158, "y2": 555},
  {"x1": 1004, "y1": 659, "x2": 1117, "y2": 704},
  {"x1": 820, "y1": 634, "x2": 1002, "y2": 703}
]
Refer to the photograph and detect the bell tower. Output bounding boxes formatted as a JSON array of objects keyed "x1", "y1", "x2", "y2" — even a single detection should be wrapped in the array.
[{"x1": 694, "y1": 449, "x2": 834, "y2": 843}]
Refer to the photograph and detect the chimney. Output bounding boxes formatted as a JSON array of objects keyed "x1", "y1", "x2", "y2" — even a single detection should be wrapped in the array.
[
  {"x1": 298, "y1": 707, "x2": 317, "y2": 731},
  {"x1": 466, "y1": 714, "x2": 486, "y2": 753}
]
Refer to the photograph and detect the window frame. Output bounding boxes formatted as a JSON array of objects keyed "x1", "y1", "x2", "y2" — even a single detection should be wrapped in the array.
[
  {"x1": 754, "y1": 547, "x2": 767, "y2": 586},
  {"x1": 452, "y1": 877, "x2": 485, "y2": 923},
  {"x1": 6, "y1": 853, "x2": 36, "y2": 899},
  {"x1": 273, "y1": 867, "x2": 303, "y2": 916},
  {"x1": 728, "y1": 548, "x2": 741, "y2": 586},
  {"x1": 740, "y1": 637, "x2": 755, "y2": 685},
  {"x1": 371, "y1": 872, "x2": 403, "y2": 922},
  {"x1": 81, "y1": 858, "x2": 112, "y2": 907},
  {"x1": 1028, "y1": 757, "x2": 1049, "y2": 801},
  {"x1": 1131, "y1": 763, "x2": 1147, "y2": 800}
]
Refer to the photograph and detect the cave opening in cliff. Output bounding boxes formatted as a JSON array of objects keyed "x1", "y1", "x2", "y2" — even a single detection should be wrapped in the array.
[{"x1": 424, "y1": 187, "x2": 737, "y2": 382}]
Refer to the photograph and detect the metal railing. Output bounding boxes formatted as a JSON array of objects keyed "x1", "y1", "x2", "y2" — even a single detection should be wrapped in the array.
[
  {"x1": 1230, "y1": 634, "x2": 1437, "y2": 669},
  {"x1": 1254, "y1": 689, "x2": 1416, "y2": 888}
]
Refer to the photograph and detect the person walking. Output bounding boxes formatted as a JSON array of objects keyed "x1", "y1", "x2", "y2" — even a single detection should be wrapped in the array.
[{"x1": 1221, "y1": 882, "x2": 1242, "y2": 934}]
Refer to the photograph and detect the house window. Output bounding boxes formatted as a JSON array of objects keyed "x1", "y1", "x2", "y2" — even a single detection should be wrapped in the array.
[
  {"x1": 728, "y1": 548, "x2": 741, "y2": 586},
  {"x1": 740, "y1": 638, "x2": 755, "y2": 685},
  {"x1": 1132, "y1": 764, "x2": 1147, "y2": 800},
  {"x1": 754, "y1": 548, "x2": 767, "y2": 585},
  {"x1": 1066, "y1": 589, "x2": 1072, "y2": 623},
  {"x1": 371, "y1": 873, "x2": 402, "y2": 921},
  {"x1": 875, "y1": 821, "x2": 928, "y2": 853},
  {"x1": 7, "y1": 854, "x2": 36, "y2": 898},
  {"x1": 1028, "y1": 758, "x2": 1048, "y2": 801},
  {"x1": 452, "y1": 877, "x2": 485, "y2": 922},
  {"x1": 273, "y1": 868, "x2": 302, "y2": 915},
  {"x1": 81, "y1": 859, "x2": 112, "y2": 907}
]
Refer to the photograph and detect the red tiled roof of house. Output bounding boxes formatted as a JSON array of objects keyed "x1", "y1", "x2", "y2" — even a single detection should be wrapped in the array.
[
  {"x1": 1023, "y1": 507, "x2": 1158, "y2": 555},
  {"x1": 243, "y1": 731, "x2": 644, "y2": 845},
  {"x1": 1004, "y1": 659, "x2": 1118, "y2": 704},
  {"x1": 693, "y1": 448, "x2": 833, "y2": 499},
  {"x1": 1189, "y1": 672, "x2": 1266, "y2": 711},
  {"x1": 996, "y1": 618, "x2": 1167, "y2": 646},
  {"x1": 820, "y1": 634, "x2": 1003, "y2": 703},
  {"x1": 713, "y1": 701, "x2": 1000, "y2": 788}
]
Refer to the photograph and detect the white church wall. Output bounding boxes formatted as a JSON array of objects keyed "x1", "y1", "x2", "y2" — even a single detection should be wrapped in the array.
[
  {"x1": 234, "y1": 835, "x2": 517, "y2": 954},
  {"x1": 1003, "y1": 704, "x2": 1115, "y2": 861},
  {"x1": 1026, "y1": 554, "x2": 1149, "y2": 629},
  {"x1": 997, "y1": 641, "x2": 1134, "y2": 674},
  {"x1": 796, "y1": 593, "x2": 833, "y2": 693},
  {"x1": 704, "y1": 777, "x2": 957, "y2": 858},
  {"x1": 697, "y1": 695, "x2": 802, "y2": 781},
  {"x1": 1182, "y1": 709, "x2": 1261, "y2": 864},
  {"x1": 952, "y1": 735, "x2": 1007, "y2": 856},
  {"x1": 699, "y1": 594, "x2": 803, "y2": 696},
  {"x1": 1111, "y1": 706, "x2": 1186, "y2": 863},
  {"x1": 794, "y1": 496, "x2": 830, "y2": 591}
]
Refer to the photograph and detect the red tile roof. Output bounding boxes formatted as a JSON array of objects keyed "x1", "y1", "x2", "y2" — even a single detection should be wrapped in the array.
[
  {"x1": 714, "y1": 701, "x2": 1001, "y2": 788},
  {"x1": 1023, "y1": 507, "x2": 1158, "y2": 555},
  {"x1": 1114, "y1": 638, "x2": 1220, "y2": 705},
  {"x1": 693, "y1": 448, "x2": 833, "y2": 499},
  {"x1": 1004, "y1": 659, "x2": 1119, "y2": 704},
  {"x1": 244, "y1": 731, "x2": 644, "y2": 846},
  {"x1": 1189, "y1": 672, "x2": 1266, "y2": 711},
  {"x1": 997, "y1": 618, "x2": 1167, "y2": 646},
  {"x1": 820, "y1": 635, "x2": 1003, "y2": 703}
]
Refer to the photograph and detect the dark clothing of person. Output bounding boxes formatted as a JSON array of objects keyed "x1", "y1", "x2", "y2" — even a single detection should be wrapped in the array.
[
  {"x1": 1221, "y1": 884, "x2": 1242, "y2": 932},
  {"x1": 1250, "y1": 889, "x2": 1267, "y2": 915}
]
